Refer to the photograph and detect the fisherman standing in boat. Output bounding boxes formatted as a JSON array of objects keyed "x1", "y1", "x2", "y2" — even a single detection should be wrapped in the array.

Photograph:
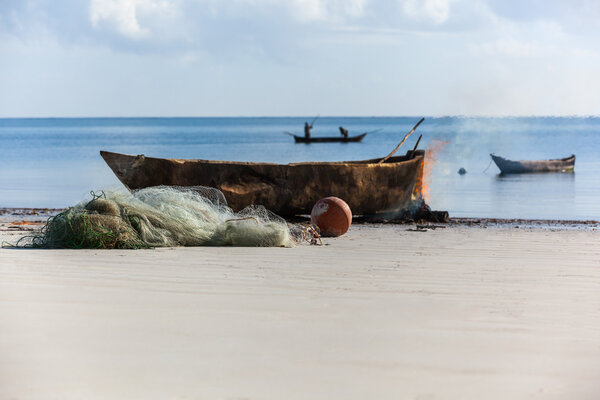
[
  {"x1": 339, "y1": 126, "x2": 349, "y2": 138},
  {"x1": 304, "y1": 122, "x2": 312, "y2": 139}
]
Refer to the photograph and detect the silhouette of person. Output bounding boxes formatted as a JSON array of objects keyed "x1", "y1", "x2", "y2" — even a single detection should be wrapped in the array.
[
  {"x1": 304, "y1": 122, "x2": 312, "y2": 138},
  {"x1": 339, "y1": 126, "x2": 349, "y2": 138}
]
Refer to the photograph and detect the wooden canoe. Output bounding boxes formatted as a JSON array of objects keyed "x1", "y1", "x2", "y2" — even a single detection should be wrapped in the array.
[
  {"x1": 100, "y1": 150, "x2": 425, "y2": 217},
  {"x1": 294, "y1": 133, "x2": 366, "y2": 143},
  {"x1": 490, "y1": 154, "x2": 575, "y2": 174}
]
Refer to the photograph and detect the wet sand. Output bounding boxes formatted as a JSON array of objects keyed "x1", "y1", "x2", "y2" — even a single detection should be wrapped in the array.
[{"x1": 1, "y1": 222, "x2": 600, "y2": 399}]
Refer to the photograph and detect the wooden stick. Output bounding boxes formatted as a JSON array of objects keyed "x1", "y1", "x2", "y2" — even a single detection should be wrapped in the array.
[
  {"x1": 378, "y1": 118, "x2": 425, "y2": 164},
  {"x1": 412, "y1": 134, "x2": 423, "y2": 152},
  {"x1": 310, "y1": 114, "x2": 320, "y2": 127},
  {"x1": 283, "y1": 131, "x2": 296, "y2": 137}
]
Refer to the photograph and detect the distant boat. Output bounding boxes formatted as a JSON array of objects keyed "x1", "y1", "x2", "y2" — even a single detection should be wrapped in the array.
[
  {"x1": 490, "y1": 154, "x2": 575, "y2": 174},
  {"x1": 292, "y1": 133, "x2": 367, "y2": 143}
]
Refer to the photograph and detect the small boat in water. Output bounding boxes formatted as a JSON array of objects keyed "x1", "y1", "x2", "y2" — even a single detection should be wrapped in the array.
[
  {"x1": 293, "y1": 133, "x2": 367, "y2": 143},
  {"x1": 100, "y1": 149, "x2": 424, "y2": 217},
  {"x1": 490, "y1": 154, "x2": 575, "y2": 174}
]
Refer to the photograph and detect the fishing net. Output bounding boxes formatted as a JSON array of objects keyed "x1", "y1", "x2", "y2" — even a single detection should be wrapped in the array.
[{"x1": 18, "y1": 186, "x2": 318, "y2": 249}]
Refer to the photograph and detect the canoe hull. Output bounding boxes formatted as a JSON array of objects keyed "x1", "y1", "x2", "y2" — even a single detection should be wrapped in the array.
[
  {"x1": 491, "y1": 154, "x2": 575, "y2": 174},
  {"x1": 100, "y1": 150, "x2": 424, "y2": 216},
  {"x1": 294, "y1": 133, "x2": 366, "y2": 143}
]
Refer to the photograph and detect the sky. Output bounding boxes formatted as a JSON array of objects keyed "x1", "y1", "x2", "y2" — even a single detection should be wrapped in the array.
[{"x1": 1, "y1": 0, "x2": 600, "y2": 117}]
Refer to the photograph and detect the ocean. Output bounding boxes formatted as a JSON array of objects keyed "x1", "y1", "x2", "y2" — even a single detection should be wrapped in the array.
[{"x1": 1, "y1": 117, "x2": 598, "y2": 220}]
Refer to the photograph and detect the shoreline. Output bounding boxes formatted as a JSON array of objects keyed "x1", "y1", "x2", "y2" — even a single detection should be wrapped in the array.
[{"x1": 2, "y1": 207, "x2": 598, "y2": 232}]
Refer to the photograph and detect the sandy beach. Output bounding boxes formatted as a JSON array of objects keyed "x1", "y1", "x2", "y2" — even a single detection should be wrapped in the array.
[{"x1": 1, "y1": 221, "x2": 599, "y2": 399}]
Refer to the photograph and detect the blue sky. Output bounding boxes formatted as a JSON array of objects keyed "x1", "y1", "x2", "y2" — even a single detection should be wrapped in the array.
[{"x1": 1, "y1": 0, "x2": 599, "y2": 117}]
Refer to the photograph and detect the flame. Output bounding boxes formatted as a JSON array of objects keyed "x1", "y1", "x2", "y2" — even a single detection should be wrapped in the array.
[{"x1": 414, "y1": 139, "x2": 448, "y2": 203}]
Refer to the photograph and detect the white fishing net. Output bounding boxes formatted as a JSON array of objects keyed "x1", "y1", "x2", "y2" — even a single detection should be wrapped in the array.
[{"x1": 22, "y1": 186, "x2": 315, "y2": 249}]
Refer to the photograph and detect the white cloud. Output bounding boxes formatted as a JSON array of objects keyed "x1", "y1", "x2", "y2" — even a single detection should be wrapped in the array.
[
  {"x1": 90, "y1": 0, "x2": 146, "y2": 39},
  {"x1": 400, "y1": 0, "x2": 452, "y2": 24},
  {"x1": 89, "y1": 0, "x2": 178, "y2": 40},
  {"x1": 284, "y1": 0, "x2": 368, "y2": 22},
  {"x1": 291, "y1": 0, "x2": 328, "y2": 21}
]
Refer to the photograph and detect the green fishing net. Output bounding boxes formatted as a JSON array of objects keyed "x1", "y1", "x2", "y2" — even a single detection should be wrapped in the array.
[{"x1": 18, "y1": 186, "x2": 315, "y2": 249}]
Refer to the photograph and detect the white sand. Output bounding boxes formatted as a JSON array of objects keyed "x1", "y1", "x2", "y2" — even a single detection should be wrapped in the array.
[{"x1": 1, "y1": 225, "x2": 600, "y2": 399}]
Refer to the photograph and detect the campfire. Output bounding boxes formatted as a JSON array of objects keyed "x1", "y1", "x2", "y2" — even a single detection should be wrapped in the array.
[
  {"x1": 409, "y1": 139, "x2": 450, "y2": 222},
  {"x1": 359, "y1": 140, "x2": 449, "y2": 224}
]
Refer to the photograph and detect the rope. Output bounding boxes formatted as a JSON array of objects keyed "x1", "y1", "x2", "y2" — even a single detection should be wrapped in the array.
[{"x1": 482, "y1": 159, "x2": 493, "y2": 173}]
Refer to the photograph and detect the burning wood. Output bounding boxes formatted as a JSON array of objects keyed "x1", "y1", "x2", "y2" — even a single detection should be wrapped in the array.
[
  {"x1": 353, "y1": 138, "x2": 450, "y2": 224},
  {"x1": 412, "y1": 202, "x2": 450, "y2": 223},
  {"x1": 355, "y1": 200, "x2": 449, "y2": 224}
]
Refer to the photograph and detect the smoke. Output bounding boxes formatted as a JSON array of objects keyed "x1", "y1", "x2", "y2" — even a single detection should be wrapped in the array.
[
  {"x1": 422, "y1": 139, "x2": 449, "y2": 202},
  {"x1": 426, "y1": 116, "x2": 551, "y2": 177}
]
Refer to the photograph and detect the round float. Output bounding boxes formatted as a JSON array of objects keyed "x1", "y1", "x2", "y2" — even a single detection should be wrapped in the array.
[{"x1": 310, "y1": 197, "x2": 352, "y2": 237}]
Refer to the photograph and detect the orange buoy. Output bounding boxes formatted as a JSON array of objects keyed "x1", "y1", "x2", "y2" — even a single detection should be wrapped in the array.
[{"x1": 310, "y1": 197, "x2": 352, "y2": 237}]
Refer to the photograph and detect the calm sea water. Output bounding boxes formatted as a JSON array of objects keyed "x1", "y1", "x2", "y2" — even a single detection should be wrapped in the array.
[{"x1": 1, "y1": 117, "x2": 599, "y2": 220}]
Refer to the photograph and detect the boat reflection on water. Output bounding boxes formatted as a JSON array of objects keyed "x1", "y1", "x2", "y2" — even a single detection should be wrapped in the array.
[
  {"x1": 491, "y1": 172, "x2": 576, "y2": 219},
  {"x1": 494, "y1": 172, "x2": 575, "y2": 181}
]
